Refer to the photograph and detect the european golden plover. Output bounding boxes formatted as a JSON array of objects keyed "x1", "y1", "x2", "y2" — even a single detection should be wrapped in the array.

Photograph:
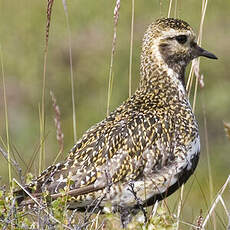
[{"x1": 15, "y1": 18, "x2": 217, "y2": 226}]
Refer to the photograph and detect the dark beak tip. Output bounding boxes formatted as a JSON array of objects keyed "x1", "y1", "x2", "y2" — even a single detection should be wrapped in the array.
[
  {"x1": 206, "y1": 53, "x2": 218, "y2": 60},
  {"x1": 201, "y1": 50, "x2": 218, "y2": 60},
  {"x1": 195, "y1": 44, "x2": 218, "y2": 60}
]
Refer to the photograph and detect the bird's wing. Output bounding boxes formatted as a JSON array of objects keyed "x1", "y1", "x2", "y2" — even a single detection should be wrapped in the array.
[
  {"x1": 35, "y1": 116, "x2": 145, "y2": 194},
  {"x1": 22, "y1": 103, "x2": 175, "y2": 203}
]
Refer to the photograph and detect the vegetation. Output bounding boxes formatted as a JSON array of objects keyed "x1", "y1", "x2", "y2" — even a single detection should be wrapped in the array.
[{"x1": 0, "y1": 0, "x2": 229, "y2": 229}]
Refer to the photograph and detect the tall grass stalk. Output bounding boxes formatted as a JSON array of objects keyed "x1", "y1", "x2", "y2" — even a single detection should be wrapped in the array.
[
  {"x1": 167, "y1": 0, "x2": 173, "y2": 18},
  {"x1": 0, "y1": 46, "x2": 11, "y2": 187},
  {"x1": 167, "y1": 0, "x2": 212, "y2": 228},
  {"x1": 174, "y1": 0, "x2": 178, "y2": 18},
  {"x1": 203, "y1": 100, "x2": 215, "y2": 229},
  {"x1": 192, "y1": 74, "x2": 199, "y2": 111},
  {"x1": 39, "y1": 0, "x2": 55, "y2": 174},
  {"x1": 167, "y1": 2, "x2": 185, "y2": 229},
  {"x1": 201, "y1": 175, "x2": 230, "y2": 229},
  {"x1": 192, "y1": 0, "x2": 207, "y2": 111},
  {"x1": 128, "y1": 0, "x2": 135, "y2": 97},
  {"x1": 50, "y1": 91, "x2": 64, "y2": 164},
  {"x1": 187, "y1": 0, "x2": 208, "y2": 100},
  {"x1": 62, "y1": 0, "x2": 77, "y2": 143},
  {"x1": 38, "y1": 103, "x2": 44, "y2": 174},
  {"x1": 106, "y1": 0, "x2": 120, "y2": 116},
  {"x1": 176, "y1": 184, "x2": 184, "y2": 230},
  {"x1": 0, "y1": 135, "x2": 7, "y2": 150},
  {"x1": 192, "y1": 1, "x2": 216, "y2": 228}
]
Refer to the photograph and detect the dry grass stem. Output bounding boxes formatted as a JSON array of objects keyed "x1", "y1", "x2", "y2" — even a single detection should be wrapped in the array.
[
  {"x1": 39, "y1": 0, "x2": 55, "y2": 174},
  {"x1": 223, "y1": 121, "x2": 230, "y2": 140},
  {"x1": 62, "y1": 0, "x2": 77, "y2": 143},
  {"x1": 167, "y1": 0, "x2": 173, "y2": 18},
  {"x1": 45, "y1": 0, "x2": 55, "y2": 49},
  {"x1": 191, "y1": 0, "x2": 208, "y2": 111},
  {"x1": 0, "y1": 45, "x2": 12, "y2": 187},
  {"x1": 196, "y1": 209, "x2": 204, "y2": 229},
  {"x1": 0, "y1": 146, "x2": 22, "y2": 182},
  {"x1": 201, "y1": 175, "x2": 230, "y2": 229},
  {"x1": 128, "y1": 0, "x2": 135, "y2": 97},
  {"x1": 187, "y1": 0, "x2": 208, "y2": 103},
  {"x1": 13, "y1": 178, "x2": 44, "y2": 208},
  {"x1": 151, "y1": 200, "x2": 159, "y2": 217},
  {"x1": 192, "y1": 74, "x2": 199, "y2": 111},
  {"x1": 203, "y1": 102, "x2": 214, "y2": 207},
  {"x1": 174, "y1": 0, "x2": 178, "y2": 17},
  {"x1": 175, "y1": 1, "x2": 211, "y2": 229},
  {"x1": 106, "y1": 0, "x2": 121, "y2": 116},
  {"x1": 176, "y1": 184, "x2": 184, "y2": 230},
  {"x1": 50, "y1": 91, "x2": 64, "y2": 163},
  {"x1": 13, "y1": 178, "x2": 72, "y2": 230},
  {"x1": 183, "y1": 5, "x2": 213, "y2": 228},
  {"x1": 39, "y1": 103, "x2": 44, "y2": 175},
  {"x1": 174, "y1": 217, "x2": 200, "y2": 229}
]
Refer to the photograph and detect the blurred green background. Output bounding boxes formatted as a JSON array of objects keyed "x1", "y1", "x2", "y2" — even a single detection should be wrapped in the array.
[{"x1": 0, "y1": 0, "x2": 229, "y2": 228}]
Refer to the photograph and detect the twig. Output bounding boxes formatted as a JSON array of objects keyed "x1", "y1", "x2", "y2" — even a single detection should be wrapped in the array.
[
  {"x1": 80, "y1": 198, "x2": 103, "y2": 230},
  {"x1": 128, "y1": 182, "x2": 147, "y2": 223},
  {"x1": 0, "y1": 146, "x2": 22, "y2": 182},
  {"x1": 80, "y1": 173, "x2": 112, "y2": 230},
  {"x1": 13, "y1": 178, "x2": 72, "y2": 230}
]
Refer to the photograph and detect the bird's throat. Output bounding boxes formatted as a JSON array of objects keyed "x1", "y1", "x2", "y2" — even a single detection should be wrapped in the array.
[{"x1": 139, "y1": 60, "x2": 186, "y2": 96}]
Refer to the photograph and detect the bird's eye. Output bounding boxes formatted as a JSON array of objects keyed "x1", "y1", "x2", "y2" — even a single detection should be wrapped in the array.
[{"x1": 175, "y1": 35, "x2": 187, "y2": 44}]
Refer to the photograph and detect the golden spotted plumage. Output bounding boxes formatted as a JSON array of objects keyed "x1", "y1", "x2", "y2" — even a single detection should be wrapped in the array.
[{"x1": 15, "y1": 18, "x2": 217, "y2": 227}]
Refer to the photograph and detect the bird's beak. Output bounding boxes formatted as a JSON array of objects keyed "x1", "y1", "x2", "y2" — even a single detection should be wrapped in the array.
[{"x1": 192, "y1": 43, "x2": 218, "y2": 59}]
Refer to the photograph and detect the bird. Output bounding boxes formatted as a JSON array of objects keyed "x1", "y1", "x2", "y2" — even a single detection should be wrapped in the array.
[{"x1": 15, "y1": 18, "x2": 217, "y2": 227}]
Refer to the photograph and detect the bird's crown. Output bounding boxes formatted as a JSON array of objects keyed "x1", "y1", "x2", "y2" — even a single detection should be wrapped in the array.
[{"x1": 155, "y1": 18, "x2": 192, "y2": 32}]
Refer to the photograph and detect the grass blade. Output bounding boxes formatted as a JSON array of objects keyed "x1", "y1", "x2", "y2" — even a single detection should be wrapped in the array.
[
  {"x1": 0, "y1": 45, "x2": 11, "y2": 187},
  {"x1": 39, "y1": 0, "x2": 55, "y2": 174},
  {"x1": 128, "y1": 0, "x2": 135, "y2": 97},
  {"x1": 168, "y1": 0, "x2": 173, "y2": 18},
  {"x1": 62, "y1": 0, "x2": 77, "y2": 143},
  {"x1": 106, "y1": 0, "x2": 121, "y2": 116},
  {"x1": 50, "y1": 91, "x2": 64, "y2": 163}
]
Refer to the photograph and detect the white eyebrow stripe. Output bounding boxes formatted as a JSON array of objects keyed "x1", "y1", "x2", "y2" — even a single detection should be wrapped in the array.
[{"x1": 161, "y1": 29, "x2": 193, "y2": 39}]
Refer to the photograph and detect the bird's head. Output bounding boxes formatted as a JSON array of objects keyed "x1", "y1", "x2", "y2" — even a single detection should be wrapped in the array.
[{"x1": 141, "y1": 18, "x2": 217, "y2": 76}]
